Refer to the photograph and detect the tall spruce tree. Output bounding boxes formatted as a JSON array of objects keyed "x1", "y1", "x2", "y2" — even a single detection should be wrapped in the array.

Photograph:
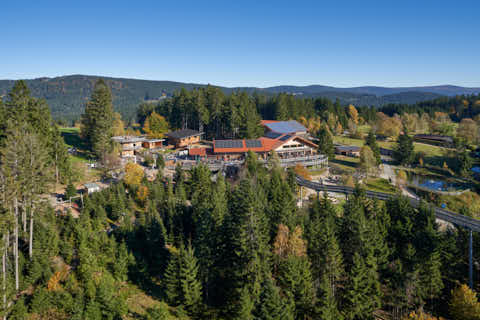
[
  {"x1": 179, "y1": 244, "x2": 203, "y2": 317},
  {"x1": 394, "y1": 132, "x2": 414, "y2": 165},
  {"x1": 220, "y1": 179, "x2": 269, "y2": 314},
  {"x1": 258, "y1": 277, "x2": 294, "y2": 320},
  {"x1": 80, "y1": 79, "x2": 114, "y2": 161},
  {"x1": 365, "y1": 130, "x2": 381, "y2": 165},
  {"x1": 317, "y1": 124, "x2": 335, "y2": 160}
]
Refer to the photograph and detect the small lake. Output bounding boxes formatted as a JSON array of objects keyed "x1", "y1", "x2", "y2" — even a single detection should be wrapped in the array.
[
  {"x1": 471, "y1": 166, "x2": 480, "y2": 174},
  {"x1": 407, "y1": 173, "x2": 467, "y2": 192}
]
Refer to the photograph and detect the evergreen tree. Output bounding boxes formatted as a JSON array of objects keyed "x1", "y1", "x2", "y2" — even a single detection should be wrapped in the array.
[
  {"x1": 266, "y1": 168, "x2": 296, "y2": 238},
  {"x1": 277, "y1": 255, "x2": 316, "y2": 320},
  {"x1": 317, "y1": 274, "x2": 343, "y2": 320},
  {"x1": 232, "y1": 287, "x2": 255, "y2": 320},
  {"x1": 258, "y1": 277, "x2": 294, "y2": 320},
  {"x1": 65, "y1": 181, "x2": 77, "y2": 200},
  {"x1": 317, "y1": 124, "x2": 335, "y2": 160},
  {"x1": 394, "y1": 132, "x2": 415, "y2": 165},
  {"x1": 80, "y1": 79, "x2": 114, "y2": 161},
  {"x1": 164, "y1": 249, "x2": 182, "y2": 305},
  {"x1": 365, "y1": 130, "x2": 381, "y2": 165},
  {"x1": 180, "y1": 244, "x2": 203, "y2": 317},
  {"x1": 220, "y1": 180, "x2": 269, "y2": 313},
  {"x1": 307, "y1": 197, "x2": 343, "y2": 299}
]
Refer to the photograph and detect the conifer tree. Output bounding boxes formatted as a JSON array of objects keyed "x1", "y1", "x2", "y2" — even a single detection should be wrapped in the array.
[
  {"x1": 220, "y1": 180, "x2": 269, "y2": 312},
  {"x1": 80, "y1": 79, "x2": 114, "y2": 162},
  {"x1": 277, "y1": 255, "x2": 316, "y2": 320},
  {"x1": 232, "y1": 287, "x2": 255, "y2": 320},
  {"x1": 258, "y1": 277, "x2": 294, "y2": 320},
  {"x1": 179, "y1": 244, "x2": 203, "y2": 317},
  {"x1": 365, "y1": 130, "x2": 381, "y2": 165},
  {"x1": 395, "y1": 132, "x2": 415, "y2": 165},
  {"x1": 307, "y1": 198, "x2": 343, "y2": 299},
  {"x1": 267, "y1": 169, "x2": 296, "y2": 238},
  {"x1": 317, "y1": 274, "x2": 343, "y2": 320},
  {"x1": 164, "y1": 249, "x2": 182, "y2": 305},
  {"x1": 317, "y1": 124, "x2": 335, "y2": 160}
]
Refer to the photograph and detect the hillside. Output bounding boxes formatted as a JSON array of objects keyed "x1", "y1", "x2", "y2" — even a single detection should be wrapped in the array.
[{"x1": 1, "y1": 75, "x2": 478, "y2": 121}]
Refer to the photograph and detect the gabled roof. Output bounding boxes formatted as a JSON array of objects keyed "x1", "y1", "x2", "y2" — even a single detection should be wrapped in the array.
[
  {"x1": 260, "y1": 134, "x2": 318, "y2": 151},
  {"x1": 166, "y1": 129, "x2": 203, "y2": 139},
  {"x1": 213, "y1": 135, "x2": 318, "y2": 154},
  {"x1": 261, "y1": 120, "x2": 307, "y2": 134}
]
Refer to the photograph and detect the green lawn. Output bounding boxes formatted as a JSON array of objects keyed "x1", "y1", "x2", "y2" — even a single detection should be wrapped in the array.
[
  {"x1": 363, "y1": 178, "x2": 397, "y2": 194},
  {"x1": 60, "y1": 127, "x2": 93, "y2": 163},
  {"x1": 333, "y1": 135, "x2": 446, "y2": 158}
]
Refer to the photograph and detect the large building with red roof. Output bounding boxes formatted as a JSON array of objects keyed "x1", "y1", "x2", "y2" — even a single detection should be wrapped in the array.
[
  {"x1": 187, "y1": 120, "x2": 327, "y2": 168},
  {"x1": 211, "y1": 133, "x2": 319, "y2": 161}
]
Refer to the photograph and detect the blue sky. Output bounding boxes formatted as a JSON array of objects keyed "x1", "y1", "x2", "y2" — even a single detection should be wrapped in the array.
[{"x1": 1, "y1": 0, "x2": 479, "y2": 87}]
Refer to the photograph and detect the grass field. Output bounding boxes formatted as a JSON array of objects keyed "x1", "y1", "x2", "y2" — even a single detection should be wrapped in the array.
[
  {"x1": 332, "y1": 135, "x2": 446, "y2": 158},
  {"x1": 363, "y1": 178, "x2": 397, "y2": 194},
  {"x1": 60, "y1": 127, "x2": 93, "y2": 163},
  {"x1": 330, "y1": 155, "x2": 359, "y2": 174},
  {"x1": 60, "y1": 127, "x2": 102, "y2": 184}
]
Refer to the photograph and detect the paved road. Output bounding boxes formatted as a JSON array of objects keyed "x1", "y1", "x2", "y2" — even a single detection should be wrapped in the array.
[{"x1": 296, "y1": 176, "x2": 480, "y2": 232}]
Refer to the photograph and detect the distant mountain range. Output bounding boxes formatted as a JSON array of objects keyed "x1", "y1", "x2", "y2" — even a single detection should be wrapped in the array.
[{"x1": 0, "y1": 75, "x2": 479, "y2": 121}]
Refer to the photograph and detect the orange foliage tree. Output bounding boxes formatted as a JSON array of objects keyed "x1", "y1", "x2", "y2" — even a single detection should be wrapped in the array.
[{"x1": 294, "y1": 164, "x2": 311, "y2": 181}]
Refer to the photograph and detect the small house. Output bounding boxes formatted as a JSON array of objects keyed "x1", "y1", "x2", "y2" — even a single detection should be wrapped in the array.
[
  {"x1": 84, "y1": 183, "x2": 100, "y2": 194},
  {"x1": 335, "y1": 145, "x2": 361, "y2": 157},
  {"x1": 165, "y1": 129, "x2": 203, "y2": 148},
  {"x1": 112, "y1": 136, "x2": 146, "y2": 157},
  {"x1": 142, "y1": 138, "x2": 165, "y2": 150}
]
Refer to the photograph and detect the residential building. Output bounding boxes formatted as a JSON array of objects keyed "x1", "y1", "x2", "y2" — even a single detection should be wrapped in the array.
[
  {"x1": 165, "y1": 129, "x2": 203, "y2": 148},
  {"x1": 84, "y1": 182, "x2": 100, "y2": 194},
  {"x1": 335, "y1": 145, "x2": 361, "y2": 157},
  {"x1": 112, "y1": 136, "x2": 146, "y2": 157}
]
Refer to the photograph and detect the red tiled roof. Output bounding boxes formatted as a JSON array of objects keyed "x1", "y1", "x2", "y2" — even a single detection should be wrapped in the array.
[
  {"x1": 213, "y1": 135, "x2": 318, "y2": 154},
  {"x1": 189, "y1": 148, "x2": 207, "y2": 156}
]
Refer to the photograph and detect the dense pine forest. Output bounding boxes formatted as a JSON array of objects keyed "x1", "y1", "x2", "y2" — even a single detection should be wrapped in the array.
[
  {"x1": 1, "y1": 81, "x2": 480, "y2": 319},
  {"x1": 1, "y1": 75, "x2": 478, "y2": 123}
]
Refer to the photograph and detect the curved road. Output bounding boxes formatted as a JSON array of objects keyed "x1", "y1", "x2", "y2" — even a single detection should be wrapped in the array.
[{"x1": 296, "y1": 176, "x2": 480, "y2": 232}]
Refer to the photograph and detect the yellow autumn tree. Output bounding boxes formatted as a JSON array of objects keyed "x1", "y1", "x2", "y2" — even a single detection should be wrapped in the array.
[
  {"x1": 124, "y1": 162, "x2": 144, "y2": 187},
  {"x1": 143, "y1": 112, "x2": 169, "y2": 138},
  {"x1": 348, "y1": 104, "x2": 359, "y2": 124},
  {"x1": 273, "y1": 224, "x2": 307, "y2": 259},
  {"x1": 449, "y1": 284, "x2": 480, "y2": 320},
  {"x1": 112, "y1": 112, "x2": 125, "y2": 136},
  {"x1": 273, "y1": 224, "x2": 290, "y2": 259}
]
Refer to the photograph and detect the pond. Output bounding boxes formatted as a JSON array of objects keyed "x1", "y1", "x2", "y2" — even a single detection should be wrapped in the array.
[
  {"x1": 407, "y1": 172, "x2": 467, "y2": 192},
  {"x1": 471, "y1": 166, "x2": 480, "y2": 174}
]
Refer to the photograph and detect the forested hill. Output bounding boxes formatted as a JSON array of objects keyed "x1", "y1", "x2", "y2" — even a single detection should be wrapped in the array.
[{"x1": 0, "y1": 74, "x2": 479, "y2": 121}]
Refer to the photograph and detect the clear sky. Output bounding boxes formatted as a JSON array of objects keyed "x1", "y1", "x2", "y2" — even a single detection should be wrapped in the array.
[{"x1": 1, "y1": 0, "x2": 479, "y2": 87}]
